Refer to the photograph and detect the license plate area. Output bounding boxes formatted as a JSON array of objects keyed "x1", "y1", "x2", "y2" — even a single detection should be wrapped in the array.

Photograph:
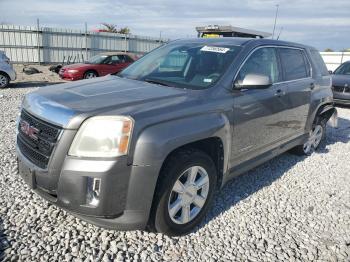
[{"x1": 18, "y1": 158, "x2": 36, "y2": 189}]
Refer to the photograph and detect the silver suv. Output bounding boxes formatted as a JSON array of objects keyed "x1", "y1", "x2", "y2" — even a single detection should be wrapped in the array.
[
  {"x1": 16, "y1": 38, "x2": 337, "y2": 235},
  {"x1": 0, "y1": 51, "x2": 16, "y2": 88}
]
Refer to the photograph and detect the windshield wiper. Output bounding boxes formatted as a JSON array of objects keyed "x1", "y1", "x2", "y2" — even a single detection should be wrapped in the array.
[{"x1": 144, "y1": 78, "x2": 171, "y2": 87}]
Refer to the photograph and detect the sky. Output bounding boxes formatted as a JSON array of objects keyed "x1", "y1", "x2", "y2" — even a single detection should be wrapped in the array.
[{"x1": 1, "y1": 0, "x2": 349, "y2": 51}]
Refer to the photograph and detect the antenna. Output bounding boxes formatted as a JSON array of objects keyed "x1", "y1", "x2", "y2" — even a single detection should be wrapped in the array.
[
  {"x1": 272, "y1": 4, "x2": 279, "y2": 39},
  {"x1": 277, "y1": 27, "x2": 283, "y2": 40}
]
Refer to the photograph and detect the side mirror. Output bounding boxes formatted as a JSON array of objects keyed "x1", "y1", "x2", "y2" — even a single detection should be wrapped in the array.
[
  {"x1": 328, "y1": 70, "x2": 333, "y2": 74},
  {"x1": 234, "y1": 74, "x2": 272, "y2": 89}
]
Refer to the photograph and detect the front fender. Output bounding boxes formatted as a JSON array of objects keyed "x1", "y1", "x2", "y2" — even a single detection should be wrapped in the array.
[
  {"x1": 133, "y1": 113, "x2": 231, "y2": 169},
  {"x1": 123, "y1": 113, "x2": 231, "y2": 217}
]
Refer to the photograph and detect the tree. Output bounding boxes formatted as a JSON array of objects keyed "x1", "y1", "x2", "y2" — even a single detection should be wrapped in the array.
[
  {"x1": 101, "y1": 23, "x2": 118, "y2": 33},
  {"x1": 324, "y1": 48, "x2": 334, "y2": 52},
  {"x1": 100, "y1": 23, "x2": 130, "y2": 34},
  {"x1": 118, "y1": 27, "x2": 130, "y2": 34}
]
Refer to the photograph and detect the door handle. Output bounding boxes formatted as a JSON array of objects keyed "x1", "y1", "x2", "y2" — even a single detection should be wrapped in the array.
[
  {"x1": 274, "y1": 89, "x2": 285, "y2": 97},
  {"x1": 310, "y1": 83, "x2": 315, "y2": 90}
]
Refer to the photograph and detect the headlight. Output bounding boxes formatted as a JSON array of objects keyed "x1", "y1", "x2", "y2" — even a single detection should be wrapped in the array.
[
  {"x1": 67, "y1": 69, "x2": 79, "y2": 73},
  {"x1": 68, "y1": 116, "x2": 133, "y2": 158}
]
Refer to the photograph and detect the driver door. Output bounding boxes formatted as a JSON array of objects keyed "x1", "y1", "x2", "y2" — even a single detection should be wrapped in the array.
[
  {"x1": 230, "y1": 47, "x2": 288, "y2": 166},
  {"x1": 100, "y1": 55, "x2": 123, "y2": 75}
]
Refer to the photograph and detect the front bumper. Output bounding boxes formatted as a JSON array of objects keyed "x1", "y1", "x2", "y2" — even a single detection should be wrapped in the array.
[
  {"x1": 333, "y1": 91, "x2": 350, "y2": 105},
  {"x1": 16, "y1": 145, "x2": 151, "y2": 230},
  {"x1": 2, "y1": 66, "x2": 16, "y2": 81},
  {"x1": 58, "y1": 72, "x2": 82, "y2": 81}
]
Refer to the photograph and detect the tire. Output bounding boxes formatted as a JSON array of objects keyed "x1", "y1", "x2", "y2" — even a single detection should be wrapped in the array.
[
  {"x1": 151, "y1": 149, "x2": 217, "y2": 236},
  {"x1": 291, "y1": 116, "x2": 327, "y2": 156},
  {"x1": 83, "y1": 70, "x2": 98, "y2": 79},
  {"x1": 0, "y1": 73, "x2": 9, "y2": 88}
]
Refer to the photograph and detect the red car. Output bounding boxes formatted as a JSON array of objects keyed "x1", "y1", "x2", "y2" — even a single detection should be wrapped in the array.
[{"x1": 59, "y1": 52, "x2": 136, "y2": 81}]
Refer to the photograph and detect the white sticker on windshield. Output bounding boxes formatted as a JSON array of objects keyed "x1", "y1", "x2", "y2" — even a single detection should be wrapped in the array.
[
  {"x1": 204, "y1": 78, "x2": 213, "y2": 83},
  {"x1": 200, "y1": 46, "x2": 230, "y2": 53}
]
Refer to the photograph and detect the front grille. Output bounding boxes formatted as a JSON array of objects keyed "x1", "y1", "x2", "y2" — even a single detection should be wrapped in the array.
[
  {"x1": 17, "y1": 110, "x2": 62, "y2": 169},
  {"x1": 333, "y1": 85, "x2": 349, "y2": 93}
]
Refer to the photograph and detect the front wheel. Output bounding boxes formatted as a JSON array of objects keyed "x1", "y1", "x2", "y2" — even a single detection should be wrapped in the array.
[
  {"x1": 292, "y1": 117, "x2": 326, "y2": 155},
  {"x1": 151, "y1": 149, "x2": 217, "y2": 236},
  {"x1": 83, "y1": 70, "x2": 98, "y2": 79}
]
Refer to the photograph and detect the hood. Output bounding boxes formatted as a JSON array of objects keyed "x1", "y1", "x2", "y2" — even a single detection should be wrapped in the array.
[
  {"x1": 331, "y1": 74, "x2": 350, "y2": 87},
  {"x1": 23, "y1": 76, "x2": 188, "y2": 129}
]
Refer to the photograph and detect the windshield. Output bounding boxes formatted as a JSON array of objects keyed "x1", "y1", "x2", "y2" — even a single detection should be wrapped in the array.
[
  {"x1": 334, "y1": 63, "x2": 350, "y2": 75},
  {"x1": 119, "y1": 43, "x2": 241, "y2": 89},
  {"x1": 87, "y1": 55, "x2": 108, "y2": 64}
]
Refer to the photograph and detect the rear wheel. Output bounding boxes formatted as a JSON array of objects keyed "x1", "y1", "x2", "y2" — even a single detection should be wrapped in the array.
[
  {"x1": 292, "y1": 117, "x2": 326, "y2": 155},
  {"x1": 151, "y1": 149, "x2": 217, "y2": 236},
  {"x1": 0, "y1": 73, "x2": 9, "y2": 88},
  {"x1": 83, "y1": 70, "x2": 98, "y2": 79}
]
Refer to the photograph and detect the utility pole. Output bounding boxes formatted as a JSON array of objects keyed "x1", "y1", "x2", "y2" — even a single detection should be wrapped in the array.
[
  {"x1": 272, "y1": 4, "x2": 279, "y2": 39},
  {"x1": 277, "y1": 27, "x2": 283, "y2": 40},
  {"x1": 159, "y1": 31, "x2": 162, "y2": 42},
  {"x1": 37, "y1": 18, "x2": 41, "y2": 64},
  {"x1": 85, "y1": 22, "x2": 88, "y2": 60},
  {"x1": 124, "y1": 33, "x2": 127, "y2": 53}
]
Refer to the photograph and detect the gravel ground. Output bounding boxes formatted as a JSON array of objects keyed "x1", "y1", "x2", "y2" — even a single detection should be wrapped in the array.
[{"x1": 0, "y1": 71, "x2": 349, "y2": 261}]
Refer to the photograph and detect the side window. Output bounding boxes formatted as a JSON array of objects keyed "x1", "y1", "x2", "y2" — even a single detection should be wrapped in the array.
[
  {"x1": 310, "y1": 50, "x2": 329, "y2": 76},
  {"x1": 236, "y1": 47, "x2": 280, "y2": 84},
  {"x1": 112, "y1": 55, "x2": 121, "y2": 64},
  {"x1": 117, "y1": 55, "x2": 127, "y2": 63},
  {"x1": 279, "y1": 48, "x2": 310, "y2": 81},
  {"x1": 104, "y1": 56, "x2": 120, "y2": 65}
]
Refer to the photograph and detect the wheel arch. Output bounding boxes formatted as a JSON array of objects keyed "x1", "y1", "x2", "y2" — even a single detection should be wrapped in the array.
[
  {"x1": 124, "y1": 113, "x2": 231, "y2": 224},
  {"x1": 0, "y1": 70, "x2": 10, "y2": 79},
  {"x1": 306, "y1": 101, "x2": 336, "y2": 131}
]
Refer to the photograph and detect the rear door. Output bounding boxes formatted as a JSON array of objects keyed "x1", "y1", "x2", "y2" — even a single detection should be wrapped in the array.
[{"x1": 277, "y1": 47, "x2": 313, "y2": 137}]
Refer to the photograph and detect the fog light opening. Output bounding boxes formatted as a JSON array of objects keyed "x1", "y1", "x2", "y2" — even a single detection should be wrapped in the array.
[{"x1": 86, "y1": 177, "x2": 101, "y2": 207}]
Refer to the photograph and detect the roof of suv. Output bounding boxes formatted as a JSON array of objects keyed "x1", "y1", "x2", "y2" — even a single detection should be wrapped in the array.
[{"x1": 172, "y1": 37, "x2": 314, "y2": 50}]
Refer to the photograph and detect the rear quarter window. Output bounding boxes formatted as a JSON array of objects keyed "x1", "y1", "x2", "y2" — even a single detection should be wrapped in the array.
[
  {"x1": 124, "y1": 55, "x2": 134, "y2": 63},
  {"x1": 310, "y1": 50, "x2": 329, "y2": 76},
  {"x1": 279, "y1": 48, "x2": 310, "y2": 81}
]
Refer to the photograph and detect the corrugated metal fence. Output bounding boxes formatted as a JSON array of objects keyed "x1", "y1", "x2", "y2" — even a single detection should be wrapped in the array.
[{"x1": 0, "y1": 24, "x2": 165, "y2": 64}]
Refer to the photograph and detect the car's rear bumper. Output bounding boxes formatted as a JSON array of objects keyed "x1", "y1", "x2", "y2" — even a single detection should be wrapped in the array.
[
  {"x1": 9, "y1": 69, "x2": 16, "y2": 81},
  {"x1": 1, "y1": 66, "x2": 16, "y2": 81}
]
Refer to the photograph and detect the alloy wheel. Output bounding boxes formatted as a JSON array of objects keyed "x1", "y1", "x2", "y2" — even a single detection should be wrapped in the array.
[
  {"x1": 85, "y1": 72, "x2": 96, "y2": 79},
  {"x1": 303, "y1": 124, "x2": 323, "y2": 154},
  {"x1": 167, "y1": 166, "x2": 210, "y2": 225}
]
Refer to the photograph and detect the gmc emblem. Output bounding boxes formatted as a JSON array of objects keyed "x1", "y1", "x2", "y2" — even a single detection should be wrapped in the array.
[{"x1": 20, "y1": 120, "x2": 39, "y2": 140}]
